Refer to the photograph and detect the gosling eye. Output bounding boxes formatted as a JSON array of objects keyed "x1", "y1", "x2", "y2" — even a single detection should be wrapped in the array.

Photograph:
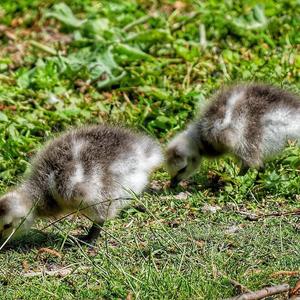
[{"x1": 3, "y1": 223, "x2": 12, "y2": 230}]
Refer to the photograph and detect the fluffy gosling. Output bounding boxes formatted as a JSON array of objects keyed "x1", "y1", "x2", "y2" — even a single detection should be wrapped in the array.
[
  {"x1": 0, "y1": 125, "x2": 162, "y2": 244},
  {"x1": 166, "y1": 83, "x2": 300, "y2": 186}
]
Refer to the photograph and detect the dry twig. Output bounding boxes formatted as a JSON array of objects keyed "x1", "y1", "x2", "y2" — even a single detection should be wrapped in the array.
[
  {"x1": 224, "y1": 283, "x2": 290, "y2": 300},
  {"x1": 218, "y1": 271, "x2": 251, "y2": 294}
]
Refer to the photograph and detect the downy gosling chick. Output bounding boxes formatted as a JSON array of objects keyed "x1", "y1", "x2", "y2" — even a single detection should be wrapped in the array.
[
  {"x1": 166, "y1": 83, "x2": 300, "y2": 186},
  {"x1": 0, "y1": 125, "x2": 163, "y2": 244}
]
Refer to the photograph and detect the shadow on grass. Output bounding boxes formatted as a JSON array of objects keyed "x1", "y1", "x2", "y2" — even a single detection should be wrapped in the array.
[
  {"x1": 146, "y1": 175, "x2": 228, "y2": 196},
  {"x1": 1, "y1": 230, "x2": 69, "y2": 253}
]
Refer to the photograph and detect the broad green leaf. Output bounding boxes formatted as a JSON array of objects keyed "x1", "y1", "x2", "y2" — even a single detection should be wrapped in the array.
[
  {"x1": 232, "y1": 5, "x2": 267, "y2": 30},
  {"x1": 90, "y1": 47, "x2": 126, "y2": 88},
  {"x1": 16, "y1": 69, "x2": 34, "y2": 89},
  {"x1": 0, "y1": 112, "x2": 8, "y2": 122},
  {"x1": 114, "y1": 43, "x2": 154, "y2": 61},
  {"x1": 83, "y1": 19, "x2": 110, "y2": 36},
  {"x1": 96, "y1": 71, "x2": 126, "y2": 89},
  {"x1": 45, "y1": 3, "x2": 86, "y2": 28},
  {"x1": 7, "y1": 124, "x2": 18, "y2": 139}
]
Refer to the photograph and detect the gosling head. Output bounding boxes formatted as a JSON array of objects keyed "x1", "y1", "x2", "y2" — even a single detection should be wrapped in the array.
[
  {"x1": 0, "y1": 190, "x2": 33, "y2": 242},
  {"x1": 166, "y1": 132, "x2": 201, "y2": 187}
]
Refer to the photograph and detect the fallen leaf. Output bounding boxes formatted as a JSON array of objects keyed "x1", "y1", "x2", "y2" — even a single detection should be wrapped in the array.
[
  {"x1": 201, "y1": 204, "x2": 221, "y2": 214},
  {"x1": 0, "y1": 25, "x2": 7, "y2": 32},
  {"x1": 87, "y1": 247, "x2": 98, "y2": 257},
  {"x1": 174, "y1": 191, "x2": 191, "y2": 200},
  {"x1": 24, "y1": 268, "x2": 70, "y2": 277},
  {"x1": 225, "y1": 225, "x2": 244, "y2": 234},
  {"x1": 126, "y1": 291, "x2": 133, "y2": 300},
  {"x1": 195, "y1": 240, "x2": 205, "y2": 248},
  {"x1": 23, "y1": 266, "x2": 91, "y2": 278},
  {"x1": 178, "y1": 180, "x2": 190, "y2": 188},
  {"x1": 4, "y1": 31, "x2": 16, "y2": 40},
  {"x1": 37, "y1": 247, "x2": 62, "y2": 259},
  {"x1": 22, "y1": 260, "x2": 29, "y2": 272},
  {"x1": 0, "y1": 104, "x2": 17, "y2": 111},
  {"x1": 271, "y1": 271, "x2": 300, "y2": 278},
  {"x1": 149, "y1": 180, "x2": 164, "y2": 191},
  {"x1": 173, "y1": 1, "x2": 186, "y2": 10},
  {"x1": 165, "y1": 179, "x2": 191, "y2": 189},
  {"x1": 161, "y1": 191, "x2": 191, "y2": 201},
  {"x1": 289, "y1": 279, "x2": 300, "y2": 297},
  {"x1": 11, "y1": 17, "x2": 24, "y2": 27}
]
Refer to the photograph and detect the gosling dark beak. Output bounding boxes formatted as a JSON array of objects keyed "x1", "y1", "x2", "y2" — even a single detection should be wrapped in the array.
[{"x1": 170, "y1": 176, "x2": 180, "y2": 188}]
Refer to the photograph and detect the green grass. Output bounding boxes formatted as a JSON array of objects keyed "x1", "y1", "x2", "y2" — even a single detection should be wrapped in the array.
[{"x1": 0, "y1": 0, "x2": 300, "y2": 299}]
